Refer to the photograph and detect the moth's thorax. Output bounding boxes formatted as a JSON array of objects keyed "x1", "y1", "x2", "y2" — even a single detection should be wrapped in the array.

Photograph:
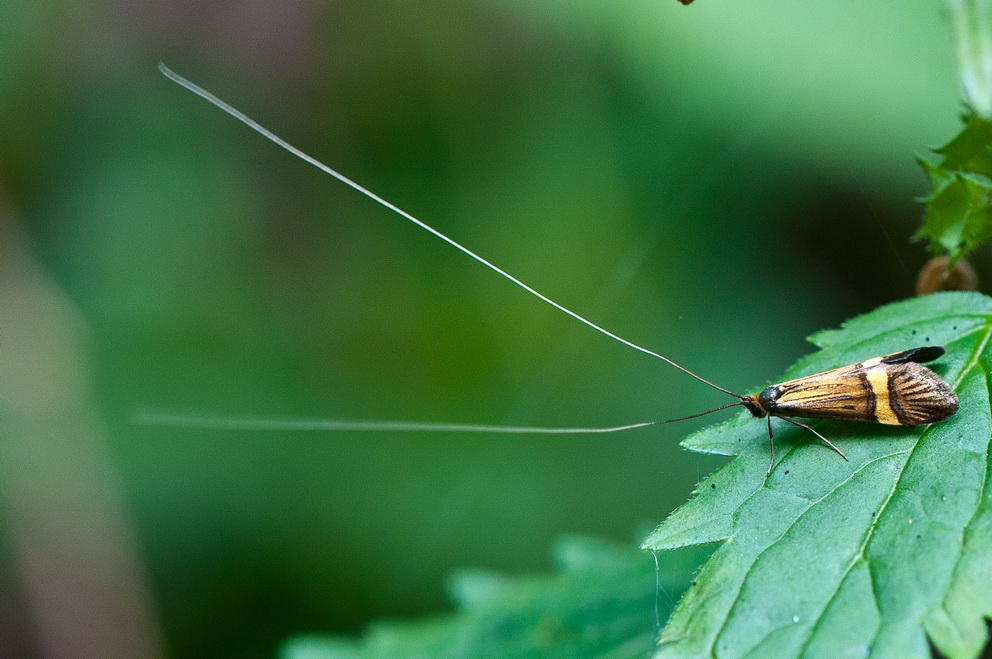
[
  {"x1": 742, "y1": 395, "x2": 769, "y2": 418},
  {"x1": 756, "y1": 386, "x2": 783, "y2": 414}
]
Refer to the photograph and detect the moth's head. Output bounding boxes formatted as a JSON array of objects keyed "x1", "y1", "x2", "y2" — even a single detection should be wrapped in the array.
[{"x1": 741, "y1": 396, "x2": 767, "y2": 418}]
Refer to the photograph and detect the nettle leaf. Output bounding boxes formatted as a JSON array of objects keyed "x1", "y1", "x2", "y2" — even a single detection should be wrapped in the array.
[
  {"x1": 917, "y1": 115, "x2": 992, "y2": 264},
  {"x1": 281, "y1": 538, "x2": 708, "y2": 659},
  {"x1": 644, "y1": 291, "x2": 992, "y2": 659}
]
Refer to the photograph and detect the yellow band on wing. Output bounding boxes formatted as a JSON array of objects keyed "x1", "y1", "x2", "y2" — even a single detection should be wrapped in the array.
[{"x1": 866, "y1": 368, "x2": 897, "y2": 424}]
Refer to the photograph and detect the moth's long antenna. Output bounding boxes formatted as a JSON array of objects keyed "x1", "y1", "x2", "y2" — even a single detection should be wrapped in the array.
[
  {"x1": 132, "y1": 411, "x2": 666, "y2": 434},
  {"x1": 133, "y1": 404, "x2": 749, "y2": 434},
  {"x1": 661, "y1": 400, "x2": 745, "y2": 424},
  {"x1": 157, "y1": 63, "x2": 743, "y2": 400}
]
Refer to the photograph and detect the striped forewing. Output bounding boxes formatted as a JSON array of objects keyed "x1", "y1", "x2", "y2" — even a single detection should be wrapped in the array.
[{"x1": 763, "y1": 356, "x2": 958, "y2": 426}]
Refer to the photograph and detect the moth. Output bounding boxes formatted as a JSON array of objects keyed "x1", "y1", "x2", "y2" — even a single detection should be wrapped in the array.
[
  {"x1": 695, "y1": 345, "x2": 958, "y2": 474},
  {"x1": 153, "y1": 64, "x2": 960, "y2": 476}
]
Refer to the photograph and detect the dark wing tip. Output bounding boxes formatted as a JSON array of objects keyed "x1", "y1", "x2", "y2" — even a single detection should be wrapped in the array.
[{"x1": 881, "y1": 346, "x2": 945, "y2": 365}]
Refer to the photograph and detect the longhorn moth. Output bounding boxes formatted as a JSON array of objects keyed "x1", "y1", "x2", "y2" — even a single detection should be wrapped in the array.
[{"x1": 148, "y1": 64, "x2": 959, "y2": 475}]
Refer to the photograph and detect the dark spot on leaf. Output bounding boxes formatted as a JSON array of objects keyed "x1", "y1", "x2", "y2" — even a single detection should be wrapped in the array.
[
  {"x1": 953, "y1": 325, "x2": 958, "y2": 330},
  {"x1": 711, "y1": 484, "x2": 716, "y2": 489},
  {"x1": 912, "y1": 329, "x2": 917, "y2": 335},
  {"x1": 784, "y1": 470, "x2": 790, "y2": 475},
  {"x1": 691, "y1": 581, "x2": 697, "y2": 586},
  {"x1": 871, "y1": 512, "x2": 876, "y2": 517}
]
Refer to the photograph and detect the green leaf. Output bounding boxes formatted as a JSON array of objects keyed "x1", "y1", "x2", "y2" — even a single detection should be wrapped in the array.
[
  {"x1": 280, "y1": 537, "x2": 709, "y2": 659},
  {"x1": 917, "y1": 115, "x2": 992, "y2": 264},
  {"x1": 643, "y1": 291, "x2": 992, "y2": 659}
]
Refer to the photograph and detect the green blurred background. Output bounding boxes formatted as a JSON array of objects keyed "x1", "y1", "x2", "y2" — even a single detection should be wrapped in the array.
[{"x1": 0, "y1": 0, "x2": 968, "y2": 656}]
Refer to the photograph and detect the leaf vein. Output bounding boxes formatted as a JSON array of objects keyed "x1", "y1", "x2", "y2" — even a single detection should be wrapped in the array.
[{"x1": 714, "y1": 449, "x2": 910, "y2": 653}]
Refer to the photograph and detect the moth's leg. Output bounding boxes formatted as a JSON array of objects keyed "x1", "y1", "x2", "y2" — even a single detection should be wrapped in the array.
[
  {"x1": 766, "y1": 416, "x2": 775, "y2": 476},
  {"x1": 778, "y1": 416, "x2": 849, "y2": 462}
]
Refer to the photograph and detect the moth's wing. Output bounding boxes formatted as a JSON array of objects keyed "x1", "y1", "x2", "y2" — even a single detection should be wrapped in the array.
[
  {"x1": 763, "y1": 363, "x2": 880, "y2": 422},
  {"x1": 883, "y1": 361, "x2": 958, "y2": 425},
  {"x1": 766, "y1": 359, "x2": 958, "y2": 425},
  {"x1": 879, "y1": 346, "x2": 945, "y2": 365}
]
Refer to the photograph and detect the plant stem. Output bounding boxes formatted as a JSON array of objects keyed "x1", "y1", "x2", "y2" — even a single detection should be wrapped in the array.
[{"x1": 947, "y1": 0, "x2": 992, "y2": 118}]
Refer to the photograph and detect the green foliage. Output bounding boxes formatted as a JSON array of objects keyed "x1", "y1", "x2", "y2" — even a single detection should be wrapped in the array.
[
  {"x1": 280, "y1": 538, "x2": 707, "y2": 659},
  {"x1": 917, "y1": 114, "x2": 992, "y2": 264},
  {"x1": 644, "y1": 291, "x2": 992, "y2": 658},
  {"x1": 945, "y1": 0, "x2": 992, "y2": 119}
]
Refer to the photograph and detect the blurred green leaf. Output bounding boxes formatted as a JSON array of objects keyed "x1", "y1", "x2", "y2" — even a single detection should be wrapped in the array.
[
  {"x1": 945, "y1": 0, "x2": 992, "y2": 119},
  {"x1": 917, "y1": 114, "x2": 992, "y2": 264},
  {"x1": 643, "y1": 291, "x2": 992, "y2": 658},
  {"x1": 281, "y1": 537, "x2": 706, "y2": 659}
]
